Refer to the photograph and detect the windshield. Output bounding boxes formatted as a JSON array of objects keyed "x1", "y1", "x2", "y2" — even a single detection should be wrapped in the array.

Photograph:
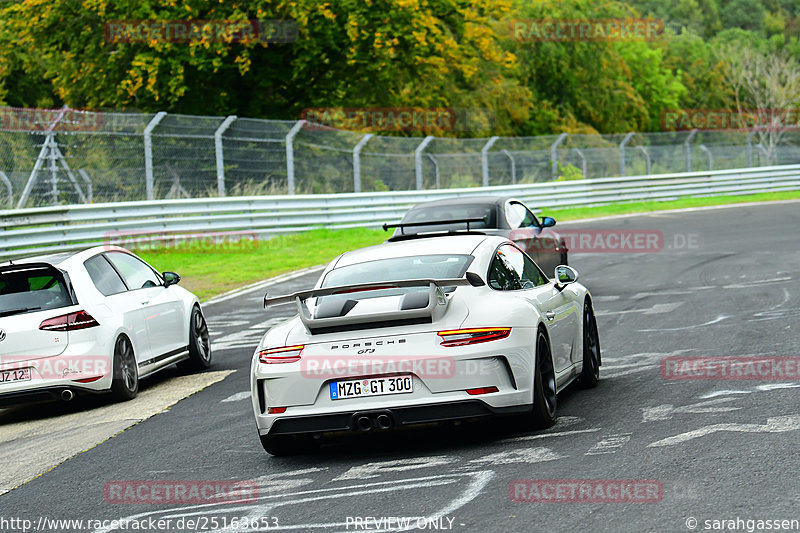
[{"x1": 0, "y1": 265, "x2": 74, "y2": 317}]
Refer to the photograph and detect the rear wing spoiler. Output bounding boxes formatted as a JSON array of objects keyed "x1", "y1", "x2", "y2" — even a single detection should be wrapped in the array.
[{"x1": 264, "y1": 275, "x2": 484, "y2": 334}]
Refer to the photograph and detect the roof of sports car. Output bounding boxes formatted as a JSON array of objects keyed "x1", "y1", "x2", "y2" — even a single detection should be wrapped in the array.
[
  {"x1": 333, "y1": 234, "x2": 500, "y2": 268},
  {"x1": 405, "y1": 195, "x2": 511, "y2": 209}
]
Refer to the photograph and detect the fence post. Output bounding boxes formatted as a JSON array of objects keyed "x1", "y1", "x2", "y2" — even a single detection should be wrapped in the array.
[
  {"x1": 414, "y1": 135, "x2": 435, "y2": 190},
  {"x1": 637, "y1": 145, "x2": 652, "y2": 175},
  {"x1": 755, "y1": 143, "x2": 769, "y2": 166},
  {"x1": 285, "y1": 120, "x2": 305, "y2": 195},
  {"x1": 619, "y1": 132, "x2": 635, "y2": 176},
  {"x1": 699, "y1": 144, "x2": 713, "y2": 170},
  {"x1": 214, "y1": 115, "x2": 237, "y2": 197},
  {"x1": 746, "y1": 127, "x2": 759, "y2": 167},
  {"x1": 550, "y1": 133, "x2": 568, "y2": 179},
  {"x1": 501, "y1": 149, "x2": 516, "y2": 184},
  {"x1": 426, "y1": 154, "x2": 440, "y2": 189},
  {"x1": 571, "y1": 148, "x2": 587, "y2": 178},
  {"x1": 144, "y1": 111, "x2": 167, "y2": 201},
  {"x1": 352, "y1": 133, "x2": 373, "y2": 193},
  {"x1": 0, "y1": 171, "x2": 12, "y2": 208},
  {"x1": 481, "y1": 136, "x2": 499, "y2": 187},
  {"x1": 684, "y1": 129, "x2": 698, "y2": 173}
]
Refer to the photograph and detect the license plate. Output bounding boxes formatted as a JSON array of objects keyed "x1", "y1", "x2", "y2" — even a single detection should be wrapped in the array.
[
  {"x1": 0, "y1": 368, "x2": 31, "y2": 384},
  {"x1": 330, "y1": 375, "x2": 413, "y2": 400}
]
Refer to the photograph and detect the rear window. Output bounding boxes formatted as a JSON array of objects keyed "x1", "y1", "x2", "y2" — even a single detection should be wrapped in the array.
[
  {"x1": 399, "y1": 204, "x2": 497, "y2": 234},
  {"x1": 0, "y1": 265, "x2": 74, "y2": 317},
  {"x1": 322, "y1": 255, "x2": 472, "y2": 289}
]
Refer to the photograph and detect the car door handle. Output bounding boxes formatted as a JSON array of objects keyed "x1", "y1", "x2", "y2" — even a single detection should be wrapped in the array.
[
  {"x1": 545, "y1": 311, "x2": 555, "y2": 321},
  {"x1": 141, "y1": 301, "x2": 150, "y2": 306}
]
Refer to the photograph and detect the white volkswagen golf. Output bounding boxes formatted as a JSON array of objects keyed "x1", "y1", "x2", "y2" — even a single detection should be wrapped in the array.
[{"x1": 0, "y1": 245, "x2": 211, "y2": 405}]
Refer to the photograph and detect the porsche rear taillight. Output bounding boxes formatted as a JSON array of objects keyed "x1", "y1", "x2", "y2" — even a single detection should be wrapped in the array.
[
  {"x1": 258, "y1": 345, "x2": 304, "y2": 364},
  {"x1": 39, "y1": 310, "x2": 100, "y2": 331},
  {"x1": 438, "y1": 327, "x2": 511, "y2": 347}
]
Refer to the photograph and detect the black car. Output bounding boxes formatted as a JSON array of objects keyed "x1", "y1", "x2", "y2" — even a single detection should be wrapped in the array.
[{"x1": 387, "y1": 196, "x2": 568, "y2": 275}]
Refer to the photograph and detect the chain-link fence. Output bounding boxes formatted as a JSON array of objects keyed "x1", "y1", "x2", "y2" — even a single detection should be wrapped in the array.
[{"x1": 1, "y1": 106, "x2": 798, "y2": 208}]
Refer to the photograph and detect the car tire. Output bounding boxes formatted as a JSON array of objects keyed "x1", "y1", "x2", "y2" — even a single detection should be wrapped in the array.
[
  {"x1": 530, "y1": 329, "x2": 557, "y2": 429},
  {"x1": 259, "y1": 434, "x2": 317, "y2": 456},
  {"x1": 178, "y1": 306, "x2": 212, "y2": 372},
  {"x1": 579, "y1": 300, "x2": 601, "y2": 388},
  {"x1": 110, "y1": 335, "x2": 138, "y2": 402}
]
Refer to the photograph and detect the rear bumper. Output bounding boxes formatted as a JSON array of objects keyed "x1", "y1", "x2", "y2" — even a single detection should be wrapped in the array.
[
  {"x1": 263, "y1": 399, "x2": 529, "y2": 436},
  {"x1": 0, "y1": 385, "x2": 105, "y2": 407}
]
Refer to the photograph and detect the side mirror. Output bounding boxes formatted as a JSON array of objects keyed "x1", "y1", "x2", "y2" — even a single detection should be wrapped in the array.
[
  {"x1": 465, "y1": 272, "x2": 485, "y2": 287},
  {"x1": 554, "y1": 265, "x2": 578, "y2": 291},
  {"x1": 163, "y1": 271, "x2": 181, "y2": 287},
  {"x1": 540, "y1": 216, "x2": 556, "y2": 228}
]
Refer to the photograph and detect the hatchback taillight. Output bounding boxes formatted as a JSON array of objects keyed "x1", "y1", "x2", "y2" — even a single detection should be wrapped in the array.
[{"x1": 39, "y1": 310, "x2": 100, "y2": 331}]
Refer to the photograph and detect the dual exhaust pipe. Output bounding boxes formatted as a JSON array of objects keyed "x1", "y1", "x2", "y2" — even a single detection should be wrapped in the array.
[{"x1": 354, "y1": 412, "x2": 393, "y2": 432}]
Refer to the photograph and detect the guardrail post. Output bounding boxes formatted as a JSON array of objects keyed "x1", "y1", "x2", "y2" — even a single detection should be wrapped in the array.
[
  {"x1": 550, "y1": 133, "x2": 568, "y2": 179},
  {"x1": 684, "y1": 129, "x2": 698, "y2": 173},
  {"x1": 501, "y1": 149, "x2": 516, "y2": 184},
  {"x1": 699, "y1": 144, "x2": 713, "y2": 170},
  {"x1": 214, "y1": 115, "x2": 237, "y2": 197},
  {"x1": 414, "y1": 135, "x2": 435, "y2": 190},
  {"x1": 619, "y1": 132, "x2": 635, "y2": 176},
  {"x1": 747, "y1": 127, "x2": 759, "y2": 167},
  {"x1": 480, "y1": 136, "x2": 499, "y2": 187},
  {"x1": 144, "y1": 111, "x2": 167, "y2": 201},
  {"x1": 352, "y1": 133, "x2": 373, "y2": 193},
  {"x1": 285, "y1": 120, "x2": 305, "y2": 195},
  {"x1": 426, "y1": 154, "x2": 440, "y2": 189},
  {"x1": 0, "y1": 171, "x2": 12, "y2": 208},
  {"x1": 637, "y1": 145, "x2": 652, "y2": 175}
]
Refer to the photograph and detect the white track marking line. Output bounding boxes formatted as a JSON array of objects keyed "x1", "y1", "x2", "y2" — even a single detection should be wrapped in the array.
[
  {"x1": 469, "y1": 447, "x2": 565, "y2": 465},
  {"x1": 648, "y1": 415, "x2": 800, "y2": 447},
  {"x1": 585, "y1": 434, "x2": 631, "y2": 455},
  {"x1": 221, "y1": 391, "x2": 251, "y2": 403}
]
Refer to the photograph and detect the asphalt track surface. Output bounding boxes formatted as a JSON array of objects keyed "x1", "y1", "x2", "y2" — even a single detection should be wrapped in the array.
[{"x1": 1, "y1": 201, "x2": 799, "y2": 533}]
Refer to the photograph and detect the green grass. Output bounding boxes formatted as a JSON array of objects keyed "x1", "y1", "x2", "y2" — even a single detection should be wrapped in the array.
[
  {"x1": 134, "y1": 191, "x2": 800, "y2": 301},
  {"x1": 544, "y1": 190, "x2": 800, "y2": 221},
  {"x1": 134, "y1": 228, "x2": 388, "y2": 301}
]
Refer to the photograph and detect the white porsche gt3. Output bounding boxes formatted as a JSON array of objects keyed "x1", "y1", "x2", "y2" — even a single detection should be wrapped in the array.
[
  {"x1": 0, "y1": 245, "x2": 211, "y2": 406},
  {"x1": 251, "y1": 234, "x2": 601, "y2": 455}
]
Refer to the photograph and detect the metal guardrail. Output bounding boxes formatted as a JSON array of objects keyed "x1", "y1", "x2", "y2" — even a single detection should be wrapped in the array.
[{"x1": 1, "y1": 165, "x2": 798, "y2": 260}]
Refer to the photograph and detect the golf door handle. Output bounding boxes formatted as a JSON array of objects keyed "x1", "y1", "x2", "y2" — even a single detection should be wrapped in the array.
[{"x1": 545, "y1": 311, "x2": 555, "y2": 321}]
